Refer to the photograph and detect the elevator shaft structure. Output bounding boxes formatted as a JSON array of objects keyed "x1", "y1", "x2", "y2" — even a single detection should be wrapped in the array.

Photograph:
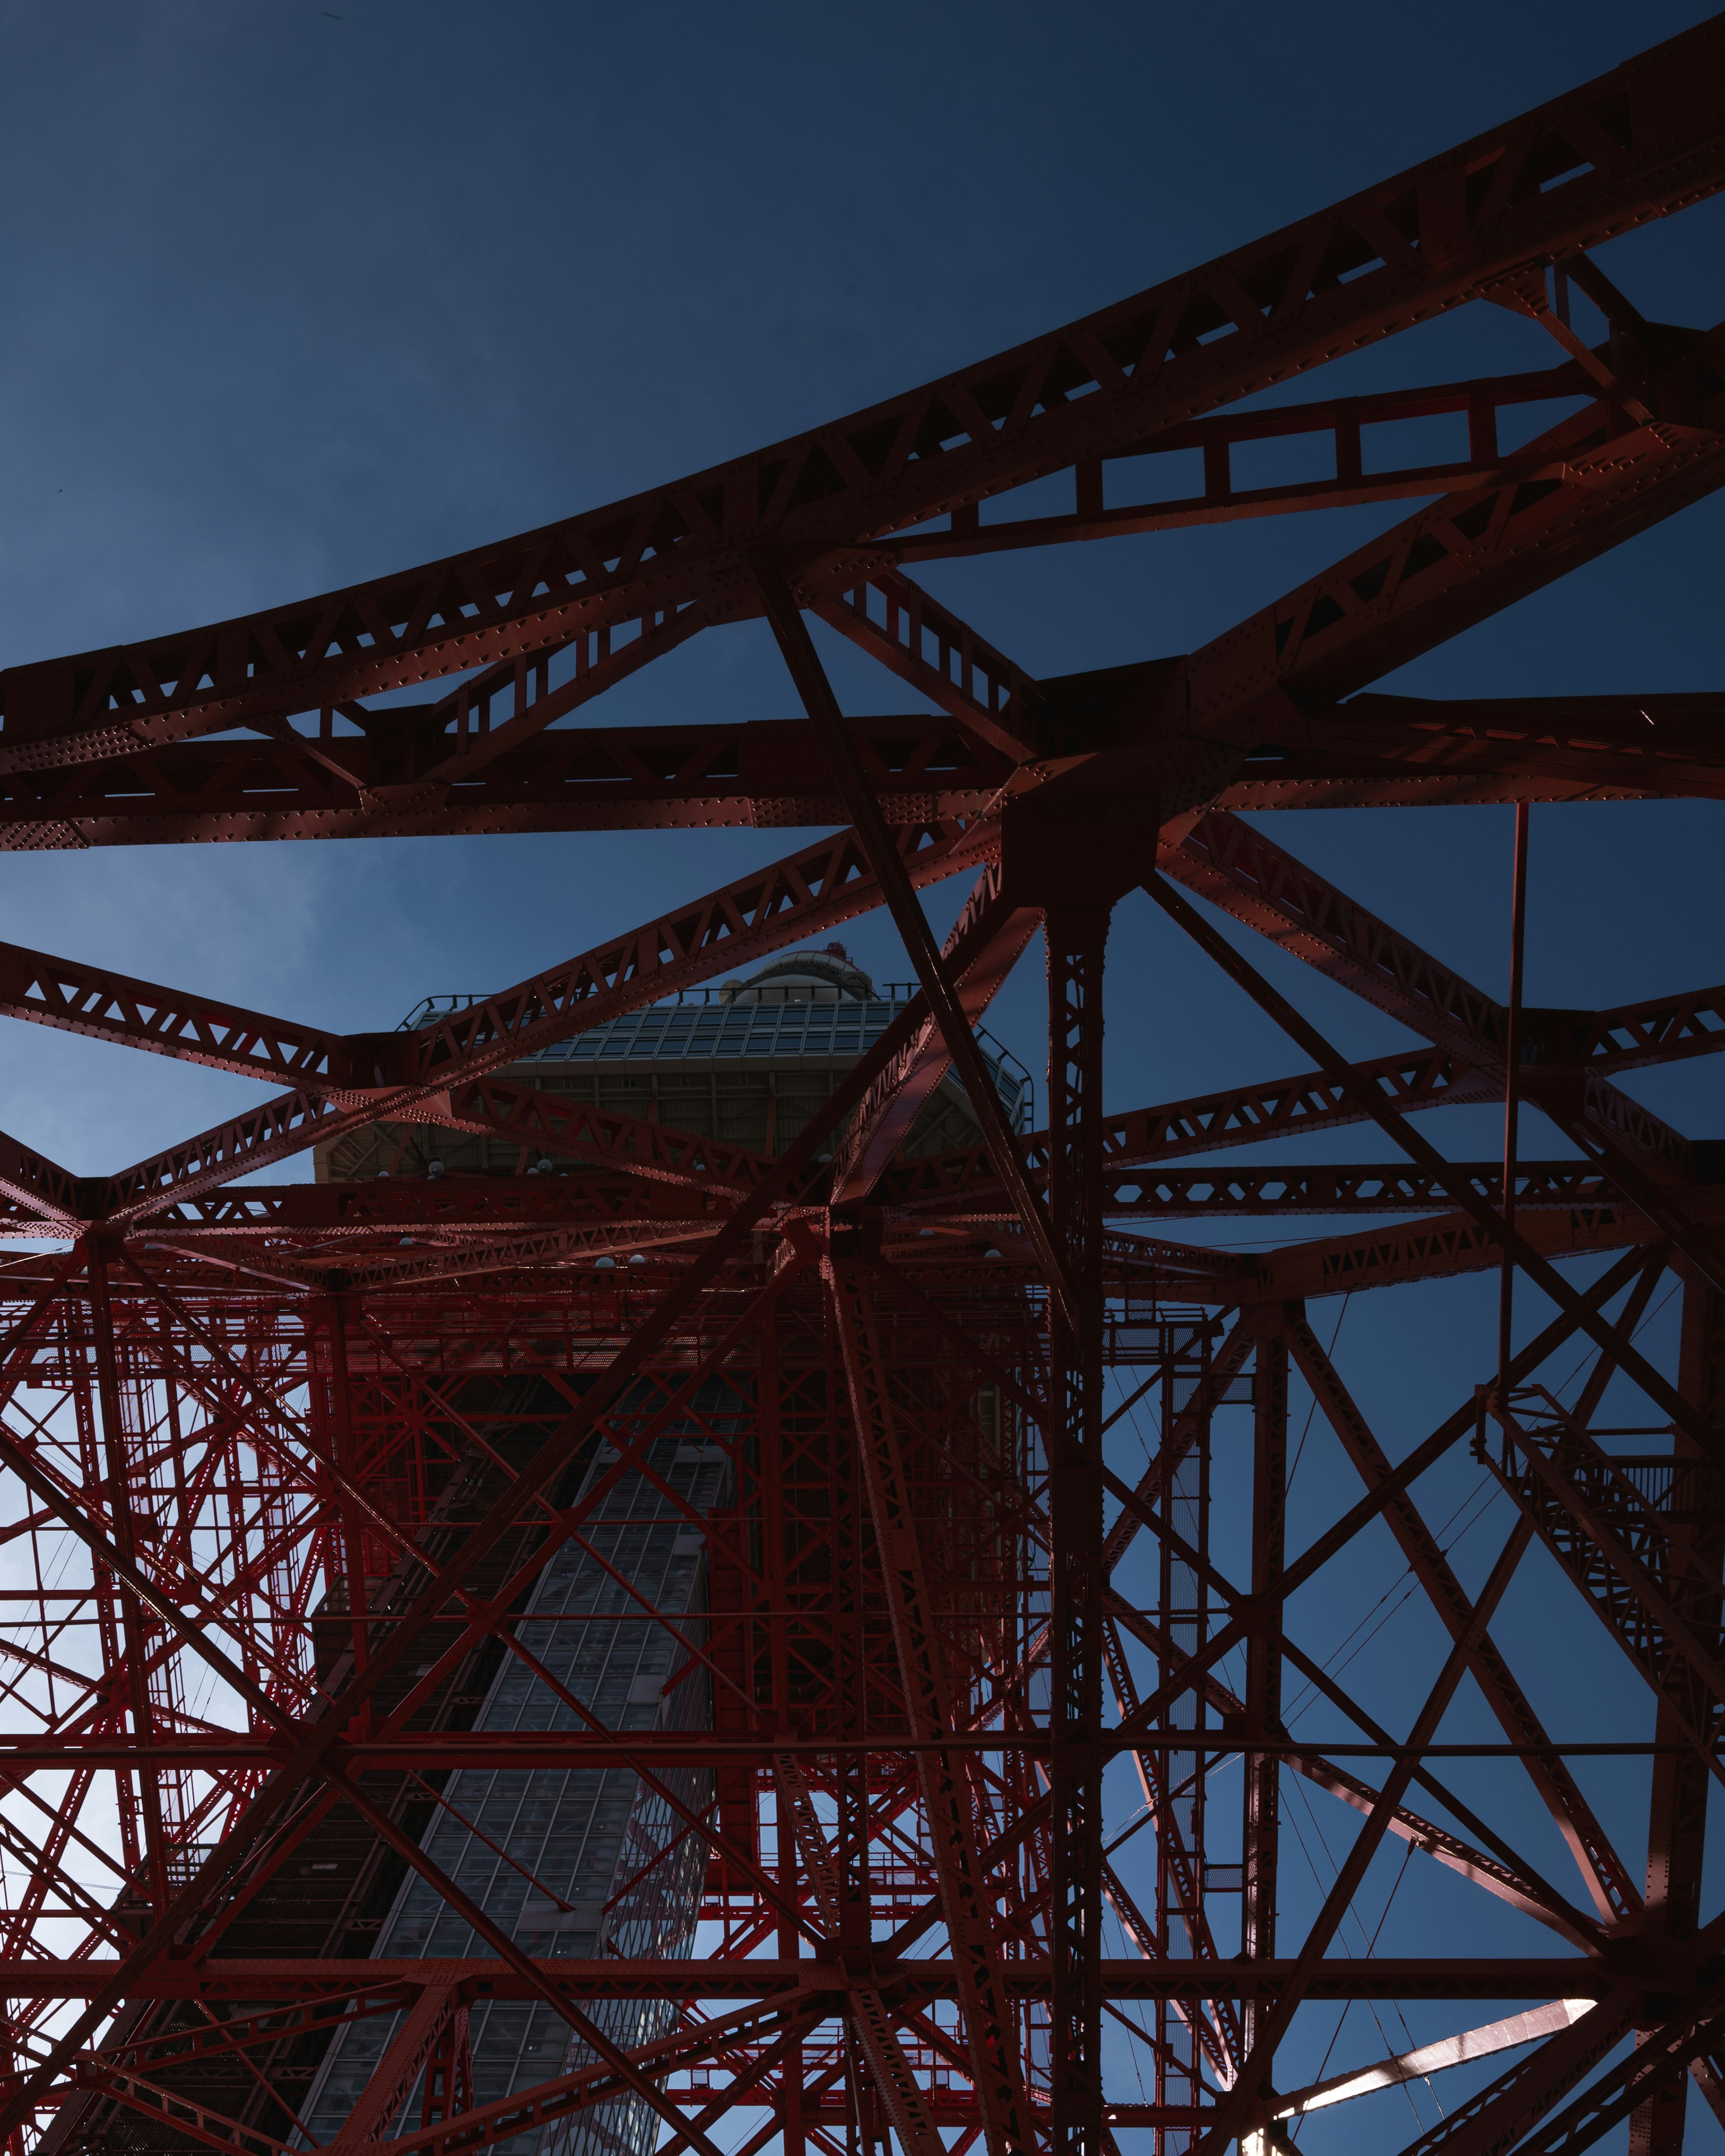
[{"x1": 1, "y1": 20, "x2": 1725, "y2": 2156}]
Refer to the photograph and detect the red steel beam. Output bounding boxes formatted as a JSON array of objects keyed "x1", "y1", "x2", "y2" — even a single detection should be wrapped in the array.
[
  {"x1": 1633, "y1": 1274, "x2": 1725, "y2": 2153},
  {"x1": 0, "y1": 1960, "x2": 1624, "y2": 2003},
  {"x1": 1044, "y1": 897, "x2": 1109, "y2": 2155},
  {"x1": 92, "y1": 815, "x2": 994, "y2": 1216},
  {"x1": 0, "y1": 940, "x2": 363, "y2": 1087},
  {"x1": 1186, "y1": 329, "x2": 1725, "y2": 736},
  {"x1": 16, "y1": 677, "x2": 1724, "y2": 849},
  {"x1": 885, "y1": 357, "x2": 1620, "y2": 561},
  {"x1": 4, "y1": 33, "x2": 1725, "y2": 2156},
  {"x1": 1286, "y1": 1304, "x2": 1640, "y2": 1925},
  {"x1": 6, "y1": 18, "x2": 1719, "y2": 769},
  {"x1": 1256, "y1": 1199, "x2": 1653, "y2": 1303},
  {"x1": 1161, "y1": 808, "x2": 1725, "y2": 1296},
  {"x1": 831, "y1": 864, "x2": 1040, "y2": 1202},
  {"x1": 827, "y1": 1257, "x2": 1040, "y2": 2156},
  {"x1": 1225, "y1": 690, "x2": 1725, "y2": 813},
  {"x1": 432, "y1": 1080, "x2": 786, "y2": 1196},
  {"x1": 0, "y1": 713, "x2": 1014, "y2": 850}
]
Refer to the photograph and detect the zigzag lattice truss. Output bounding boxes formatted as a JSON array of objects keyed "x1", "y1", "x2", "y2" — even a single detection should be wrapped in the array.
[{"x1": 1, "y1": 20, "x2": 1724, "y2": 2156}]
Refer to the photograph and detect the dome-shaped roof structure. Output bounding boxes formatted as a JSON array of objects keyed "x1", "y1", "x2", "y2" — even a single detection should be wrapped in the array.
[{"x1": 721, "y1": 942, "x2": 874, "y2": 1003}]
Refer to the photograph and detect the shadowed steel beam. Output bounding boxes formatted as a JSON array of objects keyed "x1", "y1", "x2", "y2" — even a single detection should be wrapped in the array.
[
  {"x1": 94, "y1": 814, "x2": 993, "y2": 1216},
  {"x1": 827, "y1": 1257, "x2": 1039, "y2": 2156},
  {"x1": 774, "y1": 1757, "x2": 947, "y2": 2156},
  {"x1": 1045, "y1": 900, "x2": 1109, "y2": 2152},
  {"x1": 1632, "y1": 1272, "x2": 1725, "y2": 2153},
  {"x1": 756, "y1": 556, "x2": 1074, "y2": 1322},
  {"x1": 0, "y1": 993, "x2": 935, "y2": 2150},
  {"x1": 1144, "y1": 870, "x2": 1725, "y2": 1464},
  {"x1": 0, "y1": 1958, "x2": 1640, "y2": 2003},
  {"x1": 1161, "y1": 807, "x2": 1725, "y2": 1300},
  {"x1": 832, "y1": 863, "x2": 1041, "y2": 1201},
  {"x1": 1285, "y1": 1303, "x2": 1639, "y2": 1925},
  {"x1": 1115, "y1": 1242, "x2": 1657, "y2": 1741},
  {"x1": 1242, "y1": 1310, "x2": 1287, "y2": 2060},
  {"x1": 9, "y1": 16, "x2": 1721, "y2": 769},
  {"x1": 1200, "y1": 1519, "x2": 1535, "y2": 2154}
]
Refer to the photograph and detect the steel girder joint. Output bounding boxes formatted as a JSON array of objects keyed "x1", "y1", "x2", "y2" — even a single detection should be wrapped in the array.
[{"x1": 996, "y1": 791, "x2": 1158, "y2": 914}]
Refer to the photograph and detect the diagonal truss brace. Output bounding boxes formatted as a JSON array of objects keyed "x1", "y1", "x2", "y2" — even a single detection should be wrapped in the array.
[
  {"x1": 772, "y1": 1756, "x2": 948, "y2": 2156},
  {"x1": 1285, "y1": 1303, "x2": 1640, "y2": 1924},
  {"x1": 1480, "y1": 1395, "x2": 1725, "y2": 1780},
  {"x1": 827, "y1": 1256, "x2": 1041, "y2": 2156}
]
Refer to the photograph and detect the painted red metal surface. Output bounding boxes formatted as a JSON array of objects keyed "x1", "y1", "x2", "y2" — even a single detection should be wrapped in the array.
[{"x1": 0, "y1": 20, "x2": 1722, "y2": 2156}]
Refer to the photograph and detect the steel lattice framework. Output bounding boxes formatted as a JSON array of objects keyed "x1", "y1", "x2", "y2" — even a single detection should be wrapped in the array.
[{"x1": 0, "y1": 18, "x2": 1724, "y2": 2156}]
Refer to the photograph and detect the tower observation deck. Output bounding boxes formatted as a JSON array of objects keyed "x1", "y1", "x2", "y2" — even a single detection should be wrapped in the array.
[{"x1": 318, "y1": 945, "x2": 1031, "y2": 1185}]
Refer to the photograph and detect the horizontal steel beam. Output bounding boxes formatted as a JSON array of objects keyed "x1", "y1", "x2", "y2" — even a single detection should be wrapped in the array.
[
  {"x1": 6, "y1": 15, "x2": 1719, "y2": 767},
  {"x1": 888, "y1": 360, "x2": 1618, "y2": 561},
  {"x1": 0, "y1": 1734, "x2": 1694, "y2": 1769},
  {"x1": 1227, "y1": 689, "x2": 1725, "y2": 810},
  {"x1": 15, "y1": 679, "x2": 1725, "y2": 845},
  {"x1": 1106, "y1": 1162, "x2": 1615, "y2": 1219},
  {"x1": 0, "y1": 1958, "x2": 1617, "y2": 2002},
  {"x1": 0, "y1": 714, "x2": 1013, "y2": 849}
]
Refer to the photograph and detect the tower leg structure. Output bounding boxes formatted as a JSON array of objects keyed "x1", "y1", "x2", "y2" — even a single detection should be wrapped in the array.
[{"x1": 0, "y1": 22, "x2": 1725, "y2": 2154}]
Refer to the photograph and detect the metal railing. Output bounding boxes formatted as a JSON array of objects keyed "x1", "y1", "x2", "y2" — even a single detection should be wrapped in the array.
[{"x1": 398, "y1": 984, "x2": 924, "y2": 1026}]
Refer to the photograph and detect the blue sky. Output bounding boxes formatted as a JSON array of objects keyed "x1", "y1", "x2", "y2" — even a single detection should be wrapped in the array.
[
  {"x1": 0, "y1": 0, "x2": 1718, "y2": 1180},
  {"x1": 0, "y1": 3, "x2": 1721, "y2": 2146},
  {"x1": 0, "y1": 0, "x2": 1716, "y2": 1181}
]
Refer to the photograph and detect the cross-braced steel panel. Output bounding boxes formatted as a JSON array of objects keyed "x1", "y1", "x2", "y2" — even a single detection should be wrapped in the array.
[{"x1": 0, "y1": 19, "x2": 1724, "y2": 2156}]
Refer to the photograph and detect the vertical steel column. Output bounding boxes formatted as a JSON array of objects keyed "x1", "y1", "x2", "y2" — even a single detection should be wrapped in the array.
[
  {"x1": 764, "y1": 1307, "x2": 810, "y2": 2156},
  {"x1": 835, "y1": 1261, "x2": 882, "y2": 2156},
  {"x1": 760, "y1": 1305, "x2": 791, "y2": 1758},
  {"x1": 1497, "y1": 803, "x2": 1530, "y2": 1403},
  {"x1": 1631, "y1": 1267, "x2": 1725, "y2": 2155},
  {"x1": 417, "y1": 2005, "x2": 472, "y2": 2132},
  {"x1": 1240, "y1": 1313, "x2": 1287, "y2": 2058},
  {"x1": 777, "y1": 1733, "x2": 933, "y2": 2154},
  {"x1": 1047, "y1": 904, "x2": 1109, "y2": 2156},
  {"x1": 827, "y1": 1277, "x2": 872, "y2": 1976},
  {"x1": 84, "y1": 1241, "x2": 170, "y2": 1917},
  {"x1": 323, "y1": 1294, "x2": 373, "y2": 1691},
  {"x1": 829, "y1": 1258, "x2": 1037, "y2": 2156},
  {"x1": 1156, "y1": 1340, "x2": 1216, "y2": 2150}
]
